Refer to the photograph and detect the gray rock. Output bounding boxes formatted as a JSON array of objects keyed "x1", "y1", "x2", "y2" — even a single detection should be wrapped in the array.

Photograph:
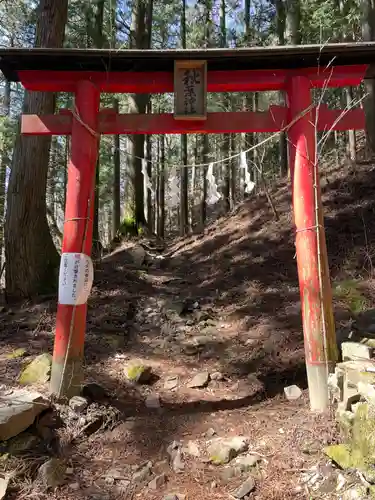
[
  {"x1": 342, "y1": 342, "x2": 373, "y2": 361},
  {"x1": 220, "y1": 466, "x2": 241, "y2": 482},
  {"x1": 284, "y1": 385, "x2": 302, "y2": 401},
  {"x1": 234, "y1": 454, "x2": 261, "y2": 471},
  {"x1": 205, "y1": 428, "x2": 216, "y2": 438},
  {"x1": 0, "y1": 389, "x2": 49, "y2": 440},
  {"x1": 167, "y1": 441, "x2": 185, "y2": 473},
  {"x1": 148, "y1": 473, "x2": 167, "y2": 490},
  {"x1": 145, "y1": 393, "x2": 161, "y2": 409},
  {"x1": 358, "y1": 381, "x2": 375, "y2": 405},
  {"x1": 192, "y1": 335, "x2": 213, "y2": 346},
  {"x1": 187, "y1": 372, "x2": 210, "y2": 388},
  {"x1": 342, "y1": 485, "x2": 369, "y2": 499},
  {"x1": 105, "y1": 469, "x2": 126, "y2": 481},
  {"x1": 19, "y1": 353, "x2": 52, "y2": 385},
  {"x1": 0, "y1": 473, "x2": 9, "y2": 500},
  {"x1": 132, "y1": 463, "x2": 152, "y2": 483},
  {"x1": 181, "y1": 343, "x2": 200, "y2": 356},
  {"x1": 164, "y1": 376, "x2": 179, "y2": 390},
  {"x1": 207, "y1": 437, "x2": 249, "y2": 465},
  {"x1": 69, "y1": 396, "x2": 88, "y2": 413},
  {"x1": 211, "y1": 372, "x2": 225, "y2": 381},
  {"x1": 185, "y1": 440, "x2": 200, "y2": 458},
  {"x1": 128, "y1": 245, "x2": 146, "y2": 267},
  {"x1": 115, "y1": 480, "x2": 130, "y2": 494},
  {"x1": 164, "y1": 301, "x2": 187, "y2": 317},
  {"x1": 172, "y1": 448, "x2": 185, "y2": 473},
  {"x1": 163, "y1": 496, "x2": 179, "y2": 500},
  {"x1": 37, "y1": 458, "x2": 66, "y2": 489},
  {"x1": 328, "y1": 368, "x2": 344, "y2": 402},
  {"x1": 232, "y1": 476, "x2": 256, "y2": 498}
]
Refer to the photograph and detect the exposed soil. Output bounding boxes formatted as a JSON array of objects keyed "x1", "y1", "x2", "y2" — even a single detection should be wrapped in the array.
[{"x1": 2, "y1": 157, "x2": 375, "y2": 499}]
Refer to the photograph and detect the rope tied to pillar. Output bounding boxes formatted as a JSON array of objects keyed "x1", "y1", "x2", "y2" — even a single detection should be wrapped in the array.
[{"x1": 64, "y1": 217, "x2": 93, "y2": 224}]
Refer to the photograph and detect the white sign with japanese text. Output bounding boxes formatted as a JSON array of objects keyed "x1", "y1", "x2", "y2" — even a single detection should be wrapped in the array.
[
  {"x1": 174, "y1": 60, "x2": 207, "y2": 120},
  {"x1": 58, "y1": 252, "x2": 94, "y2": 305}
]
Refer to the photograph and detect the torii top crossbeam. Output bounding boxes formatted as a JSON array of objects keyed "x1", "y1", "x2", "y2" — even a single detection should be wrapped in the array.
[
  {"x1": 2, "y1": 42, "x2": 375, "y2": 76},
  {"x1": 1, "y1": 42, "x2": 375, "y2": 95},
  {"x1": 0, "y1": 42, "x2": 373, "y2": 412}
]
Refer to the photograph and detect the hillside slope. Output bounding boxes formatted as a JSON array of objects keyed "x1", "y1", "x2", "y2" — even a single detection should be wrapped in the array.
[{"x1": 1, "y1": 158, "x2": 375, "y2": 500}]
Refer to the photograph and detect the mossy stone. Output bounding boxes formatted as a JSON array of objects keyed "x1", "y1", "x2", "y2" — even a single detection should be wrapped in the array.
[
  {"x1": 328, "y1": 403, "x2": 375, "y2": 475},
  {"x1": 324, "y1": 444, "x2": 357, "y2": 469},
  {"x1": 19, "y1": 353, "x2": 52, "y2": 385},
  {"x1": 6, "y1": 348, "x2": 27, "y2": 359},
  {"x1": 125, "y1": 363, "x2": 152, "y2": 384}
]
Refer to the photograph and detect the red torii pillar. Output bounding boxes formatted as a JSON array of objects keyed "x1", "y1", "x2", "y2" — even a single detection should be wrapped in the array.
[
  {"x1": 50, "y1": 81, "x2": 100, "y2": 398},
  {"x1": 287, "y1": 76, "x2": 337, "y2": 412}
]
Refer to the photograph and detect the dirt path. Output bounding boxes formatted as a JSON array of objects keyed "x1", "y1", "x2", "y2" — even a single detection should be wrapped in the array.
[
  {"x1": 0, "y1": 237, "x2": 342, "y2": 500},
  {"x1": 7, "y1": 157, "x2": 375, "y2": 499}
]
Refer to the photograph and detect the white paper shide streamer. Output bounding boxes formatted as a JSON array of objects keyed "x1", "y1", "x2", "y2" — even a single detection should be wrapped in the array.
[
  {"x1": 168, "y1": 166, "x2": 179, "y2": 208},
  {"x1": 142, "y1": 159, "x2": 153, "y2": 193},
  {"x1": 58, "y1": 253, "x2": 94, "y2": 305},
  {"x1": 206, "y1": 163, "x2": 221, "y2": 205},
  {"x1": 240, "y1": 151, "x2": 255, "y2": 194}
]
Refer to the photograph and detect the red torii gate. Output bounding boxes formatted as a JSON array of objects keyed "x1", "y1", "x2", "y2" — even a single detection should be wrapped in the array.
[{"x1": 0, "y1": 43, "x2": 373, "y2": 412}]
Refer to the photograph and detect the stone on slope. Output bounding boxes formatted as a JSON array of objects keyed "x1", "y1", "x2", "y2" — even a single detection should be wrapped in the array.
[
  {"x1": 232, "y1": 476, "x2": 256, "y2": 498},
  {"x1": 164, "y1": 376, "x2": 179, "y2": 390},
  {"x1": 185, "y1": 440, "x2": 201, "y2": 458},
  {"x1": 208, "y1": 437, "x2": 249, "y2": 465},
  {"x1": 125, "y1": 363, "x2": 152, "y2": 384},
  {"x1": 128, "y1": 245, "x2": 146, "y2": 267},
  {"x1": 6, "y1": 348, "x2": 27, "y2": 359},
  {"x1": 132, "y1": 462, "x2": 152, "y2": 483},
  {"x1": 148, "y1": 473, "x2": 167, "y2": 490},
  {"x1": 37, "y1": 458, "x2": 66, "y2": 489},
  {"x1": 145, "y1": 393, "x2": 161, "y2": 409},
  {"x1": 0, "y1": 389, "x2": 49, "y2": 440},
  {"x1": 284, "y1": 385, "x2": 302, "y2": 401},
  {"x1": 19, "y1": 353, "x2": 52, "y2": 385},
  {"x1": 234, "y1": 453, "x2": 261, "y2": 471},
  {"x1": 187, "y1": 372, "x2": 210, "y2": 388},
  {"x1": 0, "y1": 474, "x2": 10, "y2": 500},
  {"x1": 341, "y1": 342, "x2": 373, "y2": 361},
  {"x1": 69, "y1": 396, "x2": 88, "y2": 413}
]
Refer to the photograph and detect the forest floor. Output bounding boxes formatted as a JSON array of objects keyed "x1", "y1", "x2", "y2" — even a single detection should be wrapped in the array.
[{"x1": 2, "y1": 157, "x2": 375, "y2": 499}]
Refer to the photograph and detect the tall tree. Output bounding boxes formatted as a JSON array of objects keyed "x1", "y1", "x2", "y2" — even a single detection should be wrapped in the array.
[
  {"x1": 201, "y1": 0, "x2": 213, "y2": 222},
  {"x1": 157, "y1": 134, "x2": 165, "y2": 238},
  {"x1": 285, "y1": 0, "x2": 301, "y2": 44},
  {"x1": 5, "y1": 0, "x2": 68, "y2": 300},
  {"x1": 274, "y1": 0, "x2": 288, "y2": 177},
  {"x1": 180, "y1": 0, "x2": 189, "y2": 235},
  {"x1": 129, "y1": 0, "x2": 153, "y2": 229},
  {"x1": 361, "y1": 0, "x2": 375, "y2": 155},
  {"x1": 0, "y1": 77, "x2": 11, "y2": 275},
  {"x1": 113, "y1": 98, "x2": 121, "y2": 237},
  {"x1": 221, "y1": 0, "x2": 231, "y2": 212}
]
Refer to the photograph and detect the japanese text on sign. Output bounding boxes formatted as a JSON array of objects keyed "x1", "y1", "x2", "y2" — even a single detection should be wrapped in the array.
[
  {"x1": 58, "y1": 253, "x2": 94, "y2": 305},
  {"x1": 182, "y1": 69, "x2": 201, "y2": 115},
  {"x1": 174, "y1": 60, "x2": 207, "y2": 120}
]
